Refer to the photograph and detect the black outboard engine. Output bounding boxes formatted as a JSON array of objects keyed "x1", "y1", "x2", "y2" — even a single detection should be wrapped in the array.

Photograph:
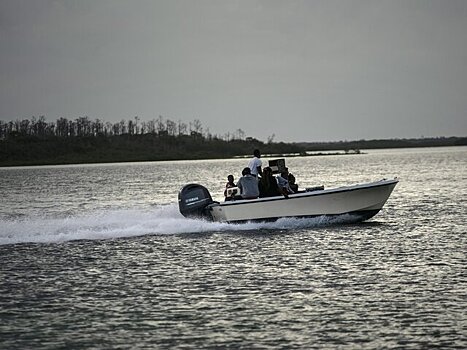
[{"x1": 178, "y1": 184, "x2": 214, "y2": 220}]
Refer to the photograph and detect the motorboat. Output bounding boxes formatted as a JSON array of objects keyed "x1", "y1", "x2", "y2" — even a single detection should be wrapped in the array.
[{"x1": 178, "y1": 178, "x2": 398, "y2": 224}]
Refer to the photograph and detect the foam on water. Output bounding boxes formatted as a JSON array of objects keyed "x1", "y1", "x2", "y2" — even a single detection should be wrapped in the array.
[{"x1": 0, "y1": 204, "x2": 354, "y2": 245}]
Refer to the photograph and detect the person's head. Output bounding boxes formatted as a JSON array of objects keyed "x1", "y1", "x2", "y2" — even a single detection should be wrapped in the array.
[
  {"x1": 280, "y1": 167, "x2": 289, "y2": 178},
  {"x1": 263, "y1": 167, "x2": 272, "y2": 176},
  {"x1": 227, "y1": 174, "x2": 234, "y2": 183},
  {"x1": 253, "y1": 149, "x2": 261, "y2": 158},
  {"x1": 242, "y1": 167, "x2": 251, "y2": 176}
]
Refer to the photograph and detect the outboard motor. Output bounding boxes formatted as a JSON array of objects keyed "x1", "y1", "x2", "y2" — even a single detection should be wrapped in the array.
[{"x1": 178, "y1": 184, "x2": 214, "y2": 220}]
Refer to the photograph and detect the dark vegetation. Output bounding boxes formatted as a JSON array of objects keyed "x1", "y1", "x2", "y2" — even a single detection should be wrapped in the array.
[
  {"x1": 297, "y1": 137, "x2": 467, "y2": 151},
  {"x1": 1, "y1": 116, "x2": 466, "y2": 166},
  {"x1": 0, "y1": 116, "x2": 303, "y2": 166}
]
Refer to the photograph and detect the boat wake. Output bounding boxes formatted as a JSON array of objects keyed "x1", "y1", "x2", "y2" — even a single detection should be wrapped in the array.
[{"x1": 0, "y1": 204, "x2": 358, "y2": 245}]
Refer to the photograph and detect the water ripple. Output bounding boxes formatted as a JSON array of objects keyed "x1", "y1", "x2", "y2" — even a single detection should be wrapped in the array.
[{"x1": 1, "y1": 148, "x2": 466, "y2": 349}]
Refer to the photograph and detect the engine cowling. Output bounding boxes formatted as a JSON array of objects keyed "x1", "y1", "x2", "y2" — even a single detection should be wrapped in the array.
[{"x1": 178, "y1": 184, "x2": 214, "y2": 220}]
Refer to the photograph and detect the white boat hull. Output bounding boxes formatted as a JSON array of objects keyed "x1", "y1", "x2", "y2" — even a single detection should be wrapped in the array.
[{"x1": 207, "y1": 179, "x2": 398, "y2": 223}]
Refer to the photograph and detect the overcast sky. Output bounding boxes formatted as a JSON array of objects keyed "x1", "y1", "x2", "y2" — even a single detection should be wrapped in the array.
[{"x1": 1, "y1": 0, "x2": 466, "y2": 142}]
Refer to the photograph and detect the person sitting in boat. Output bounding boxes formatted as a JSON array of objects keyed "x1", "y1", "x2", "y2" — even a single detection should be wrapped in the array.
[
  {"x1": 259, "y1": 167, "x2": 282, "y2": 198},
  {"x1": 236, "y1": 167, "x2": 259, "y2": 199},
  {"x1": 276, "y1": 167, "x2": 295, "y2": 195},
  {"x1": 248, "y1": 149, "x2": 263, "y2": 178},
  {"x1": 224, "y1": 174, "x2": 237, "y2": 200},
  {"x1": 288, "y1": 172, "x2": 299, "y2": 192}
]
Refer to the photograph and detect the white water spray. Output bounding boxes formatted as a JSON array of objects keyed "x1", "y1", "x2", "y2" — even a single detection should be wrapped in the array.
[{"x1": 0, "y1": 204, "x2": 353, "y2": 245}]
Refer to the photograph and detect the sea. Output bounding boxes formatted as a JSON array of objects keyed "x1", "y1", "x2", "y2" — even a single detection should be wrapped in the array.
[{"x1": 0, "y1": 147, "x2": 466, "y2": 349}]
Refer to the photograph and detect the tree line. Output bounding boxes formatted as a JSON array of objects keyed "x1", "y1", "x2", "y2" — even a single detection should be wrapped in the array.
[
  {"x1": 0, "y1": 116, "x2": 303, "y2": 166},
  {"x1": 0, "y1": 115, "x2": 248, "y2": 141},
  {"x1": 1, "y1": 116, "x2": 465, "y2": 167}
]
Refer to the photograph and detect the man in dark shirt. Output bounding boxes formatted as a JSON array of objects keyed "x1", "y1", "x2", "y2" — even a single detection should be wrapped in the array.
[{"x1": 258, "y1": 167, "x2": 281, "y2": 197}]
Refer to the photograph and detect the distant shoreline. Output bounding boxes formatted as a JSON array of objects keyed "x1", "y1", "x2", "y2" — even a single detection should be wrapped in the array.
[
  {"x1": 294, "y1": 137, "x2": 467, "y2": 152},
  {"x1": 1, "y1": 135, "x2": 465, "y2": 167},
  {"x1": 234, "y1": 149, "x2": 365, "y2": 159},
  {"x1": 1, "y1": 116, "x2": 465, "y2": 167}
]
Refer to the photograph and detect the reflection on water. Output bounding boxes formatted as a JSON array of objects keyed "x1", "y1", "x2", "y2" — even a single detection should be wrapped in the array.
[{"x1": 0, "y1": 147, "x2": 466, "y2": 349}]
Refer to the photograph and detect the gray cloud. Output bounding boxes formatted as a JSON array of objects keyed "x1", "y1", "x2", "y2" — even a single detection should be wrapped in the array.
[{"x1": 1, "y1": 0, "x2": 466, "y2": 141}]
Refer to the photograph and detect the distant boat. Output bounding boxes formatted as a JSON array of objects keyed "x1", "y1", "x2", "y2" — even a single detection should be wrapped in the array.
[{"x1": 178, "y1": 178, "x2": 398, "y2": 224}]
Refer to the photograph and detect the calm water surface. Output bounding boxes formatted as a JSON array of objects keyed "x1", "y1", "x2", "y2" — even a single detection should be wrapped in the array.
[{"x1": 0, "y1": 147, "x2": 466, "y2": 349}]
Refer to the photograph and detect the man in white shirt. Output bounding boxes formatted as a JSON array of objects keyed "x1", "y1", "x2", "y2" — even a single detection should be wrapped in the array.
[{"x1": 248, "y1": 149, "x2": 262, "y2": 178}]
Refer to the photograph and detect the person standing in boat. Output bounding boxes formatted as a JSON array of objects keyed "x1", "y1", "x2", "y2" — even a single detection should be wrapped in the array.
[
  {"x1": 236, "y1": 167, "x2": 259, "y2": 199},
  {"x1": 248, "y1": 149, "x2": 263, "y2": 178}
]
